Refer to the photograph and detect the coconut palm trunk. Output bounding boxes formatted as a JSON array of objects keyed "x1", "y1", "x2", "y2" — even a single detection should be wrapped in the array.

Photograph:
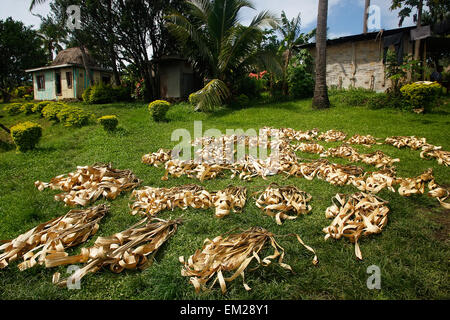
[{"x1": 312, "y1": 0, "x2": 330, "y2": 109}]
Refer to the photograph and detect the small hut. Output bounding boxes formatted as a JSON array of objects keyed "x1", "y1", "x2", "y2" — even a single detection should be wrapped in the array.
[{"x1": 26, "y1": 47, "x2": 113, "y2": 101}]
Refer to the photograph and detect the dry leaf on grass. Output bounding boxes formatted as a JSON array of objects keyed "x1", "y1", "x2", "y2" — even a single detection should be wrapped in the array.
[
  {"x1": 351, "y1": 168, "x2": 399, "y2": 193},
  {"x1": 0, "y1": 204, "x2": 109, "y2": 270},
  {"x1": 255, "y1": 184, "x2": 312, "y2": 225},
  {"x1": 50, "y1": 217, "x2": 181, "y2": 287},
  {"x1": 323, "y1": 193, "x2": 389, "y2": 260},
  {"x1": 35, "y1": 163, "x2": 142, "y2": 206},
  {"x1": 420, "y1": 148, "x2": 450, "y2": 167},
  {"x1": 142, "y1": 148, "x2": 172, "y2": 167},
  {"x1": 397, "y1": 168, "x2": 435, "y2": 196},
  {"x1": 180, "y1": 227, "x2": 318, "y2": 294},
  {"x1": 346, "y1": 134, "x2": 378, "y2": 146},
  {"x1": 318, "y1": 130, "x2": 347, "y2": 142},
  {"x1": 384, "y1": 136, "x2": 429, "y2": 150},
  {"x1": 212, "y1": 186, "x2": 247, "y2": 218},
  {"x1": 320, "y1": 144, "x2": 361, "y2": 162},
  {"x1": 292, "y1": 142, "x2": 325, "y2": 154}
]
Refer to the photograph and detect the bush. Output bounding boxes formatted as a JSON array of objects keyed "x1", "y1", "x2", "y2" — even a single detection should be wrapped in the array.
[
  {"x1": 56, "y1": 105, "x2": 93, "y2": 127},
  {"x1": 3, "y1": 103, "x2": 22, "y2": 115},
  {"x1": 98, "y1": 115, "x2": 119, "y2": 131},
  {"x1": 20, "y1": 102, "x2": 35, "y2": 115},
  {"x1": 367, "y1": 93, "x2": 388, "y2": 110},
  {"x1": 112, "y1": 86, "x2": 131, "y2": 102},
  {"x1": 10, "y1": 121, "x2": 42, "y2": 152},
  {"x1": 14, "y1": 86, "x2": 33, "y2": 98},
  {"x1": 148, "y1": 100, "x2": 171, "y2": 122},
  {"x1": 330, "y1": 88, "x2": 377, "y2": 107},
  {"x1": 400, "y1": 81, "x2": 443, "y2": 112},
  {"x1": 42, "y1": 103, "x2": 65, "y2": 121},
  {"x1": 235, "y1": 77, "x2": 264, "y2": 98},
  {"x1": 23, "y1": 94, "x2": 33, "y2": 101},
  {"x1": 32, "y1": 101, "x2": 52, "y2": 114},
  {"x1": 229, "y1": 94, "x2": 250, "y2": 109},
  {"x1": 287, "y1": 66, "x2": 314, "y2": 99},
  {"x1": 82, "y1": 86, "x2": 93, "y2": 103}
]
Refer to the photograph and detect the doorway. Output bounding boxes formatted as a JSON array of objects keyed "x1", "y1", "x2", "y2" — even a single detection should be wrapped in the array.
[{"x1": 55, "y1": 72, "x2": 62, "y2": 96}]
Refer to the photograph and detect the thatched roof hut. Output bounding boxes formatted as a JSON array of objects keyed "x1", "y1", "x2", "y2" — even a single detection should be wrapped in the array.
[{"x1": 51, "y1": 47, "x2": 98, "y2": 67}]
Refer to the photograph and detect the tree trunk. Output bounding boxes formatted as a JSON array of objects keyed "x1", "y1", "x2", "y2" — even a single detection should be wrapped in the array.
[
  {"x1": 80, "y1": 45, "x2": 95, "y2": 86},
  {"x1": 363, "y1": 0, "x2": 370, "y2": 34},
  {"x1": 414, "y1": 0, "x2": 423, "y2": 79},
  {"x1": 312, "y1": 0, "x2": 330, "y2": 109}
]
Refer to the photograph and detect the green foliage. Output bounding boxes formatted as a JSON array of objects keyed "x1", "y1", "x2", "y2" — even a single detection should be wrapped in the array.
[
  {"x1": 235, "y1": 94, "x2": 250, "y2": 108},
  {"x1": 14, "y1": 86, "x2": 33, "y2": 98},
  {"x1": 41, "y1": 102, "x2": 65, "y2": 121},
  {"x1": 367, "y1": 93, "x2": 388, "y2": 110},
  {"x1": 385, "y1": 50, "x2": 422, "y2": 94},
  {"x1": 235, "y1": 77, "x2": 265, "y2": 98},
  {"x1": 32, "y1": 101, "x2": 52, "y2": 114},
  {"x1": 112, "y1": 86, "x2": 131, "y2": 102},
  {"x1": 190, "y1": 79, "x2": 230, "y2": 112},
  {"x1": 20, "y1": 102, "x2": 35, "y2": 115},
  {"x1": 400, "y1": 81, "x2": 443, "y2": 112},
  {"x1": 98, "y1": 115, "x2": 119, "y2": 131},
  {"x1": 3, "y1": 103, "x2": 22, "y2": 115},
  {"x1": 82, "y1": 86, "x2": 93, "y2": 103},
  {"x1": 10, "y1": 121, "x2": 42, "y2": 151},
  {"x1": 56, "y1": 105, "x2": 93, "y2": 127},
  {"x1": 23, "y1": 94, "x2": 33, "y2": 101},
  {"x1": 148, "y1": 100, "x2": 171, "y2": 122},
  {"x1": 329, "y1": 88, "x2": 377, "y2": 107}
]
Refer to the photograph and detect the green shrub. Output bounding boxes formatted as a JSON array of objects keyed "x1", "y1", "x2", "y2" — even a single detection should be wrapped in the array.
[
  {"x1": 14, "y1": 86, "x2": 33, "y2": 98},
  {"x1": 82, "y1": 86, "x2": 93, "y2": 103},
  {"x1": 287, "y1": 66, "x2": 314, "y2": 99},
  {"x1": 330, "y1": 88, "x2": 377, "y2": 107},
  {"x1": 3, "y1": 103, "x2": 22, "y2": 115},
  {"x1": 188, "y1": 92, "x2": 199, "y2": 106},
  {"x1": 98, "y1": 115, "x2": 119, "y2": 131},
  {"x1": 42, "y1": 103, "x2": 65, "y2": 121},
  {"x1": 10, "y1": 121, "x2": 42, "y2": 151},
  {"x1": 235, "y1": 77, "x2": 264, "y2": 98},
  {"x1": 367, "y1": 93, "x2": 388, "y2": 110},
  {"x1": 229, "y1": 94, "x2": 250, "y2": 109},
  {"x1": 112, "y1": 86, "x2": 131, "y2": 102},
  {"x1": 32, "y1": 101, "x2": 52, "y2": 114},
  {"x1": 400, "y1": 81, "x2": 443, "y2": 112},
  {"x1": 56, "y1": 105, "x2": 93, "y2": 127},
  {"x1": 88, "y1": 83, "x2": 114, "y2": 104},
  {"x1": 148, "y1": 100, "x2": 171, "y2": 122},
  {"x1": 20, "y1": 102, "x2": 35, "y2": 115}
]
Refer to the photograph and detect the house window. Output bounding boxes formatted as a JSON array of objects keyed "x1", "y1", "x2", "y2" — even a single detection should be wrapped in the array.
[
  {"x1": 37, "y1": 75, "x2": 45, "y2": 91},
  {"x1": 66, "y1": 72, "x2": 73, "y2": 89}
]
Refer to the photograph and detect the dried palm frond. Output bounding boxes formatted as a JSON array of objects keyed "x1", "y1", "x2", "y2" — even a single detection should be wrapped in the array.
[
  {"x1": 255, "y1": 184, "x2": 312, "y2": 225},
  {"x1": 260, "y1": 127, "x2": 319, "y2": 141},
  {"x1": 420, "y1": 148, "x2": 450, "y2": 167},
  {"x1": 0, "y1": 205, "x2": 109, "y2": 270},
  {"x1": 346, "y1": 134, "x2": 378, "y2": 146},
  {"x1": 142, "y1": 148, "x2": 172, "y2": 167},
  {"x1": 318, "y1": 130, "x2": 347, "y2": 142},
  {"x1": 384, "y1": 136, "x2": 428, "y2": 150},
  {"x1": 397, "y1": 168, "x2": 435, "y2": 196},
  {"x1": 292, "y1": 142, "x2": 325, "y2": 154},
  {"x1": 428, "y1": 181, "x2": 450, "y2": 209},
  {"x1": 320, "y1": 144, "x2": 361, "y2": 162},
  {"x1": 35, "y1": 163, "x2": 142, "y2": 206},
  {"x1": 359, "y1": 151, "x2": 400, "y2": 168},
  {"x1": 351, "y1": 169, "x2": 399, "y2": 193},
  {"x1": 130, "y1": 184, "x2": 213, "y2": 216},
  {"x1": 212, "y1": 186, "x2": 247, "y2": 218},
  {"x1": 323, "y1": 193, "x2": 389, "y2": 260},
  {"x1": 180, "y1": 227, "x2": 318, "y2": 294},
  {"x1": 50, "y1": 218, "x2": 181, "y2": 287}
]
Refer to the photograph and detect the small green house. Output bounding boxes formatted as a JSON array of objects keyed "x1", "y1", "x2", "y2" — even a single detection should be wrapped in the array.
[{"x1": 26, "y1": 47, "x2": 113, "y2": 101}]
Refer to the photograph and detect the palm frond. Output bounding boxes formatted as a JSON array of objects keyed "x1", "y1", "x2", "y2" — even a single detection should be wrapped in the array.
[{"x1": 190, "y1": 79, "x2": 230, "y2": 112}]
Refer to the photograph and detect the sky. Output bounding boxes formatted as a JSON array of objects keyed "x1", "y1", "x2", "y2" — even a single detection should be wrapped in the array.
[{"x1": 1, "y1": 0, "x2": 417, "y2": 39}]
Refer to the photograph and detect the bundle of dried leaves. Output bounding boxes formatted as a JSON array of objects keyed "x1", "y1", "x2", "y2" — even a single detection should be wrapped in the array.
[
  {"x1": 212, "y1": 186, "x2": 247, "y2": 218},
  {"x1": 180, "y1": 227, "x2": 318, "y2": 294},
  {"x1": 255, "y1": 184, "x2": 312, "y2": 225},
  {"x1": 323, "y1": 193, "x2": 389, "y2": 260},
  {"x1": 142, "y1": 148, "x2": 172, "y2": 167},
  {"x1": 351, "y1": 169, "x2": 399, "y2": 193},
  {"x1": 318, "y1": 130, "x2": 347, "y2": 142},
  {"x1": 320, "y1": 144, "x2": 361, "y2": 162},
  {"x1": 0, "y1": 205, "x2": 109, "y2": 270},
  {"x1": 384, "y1": 136, "x2": 429, "y2": 150},
  {"x1": 346, "y1": 134, "x2": 378, "y2": 146},
  {"x1": 292, "y1": 142, "x2": 325, "y2": 154},
  {"x1": 50, "y1": 217, "x2": 181, "y2": 287},
  {"x1": 35, "y1": 163, "x2": 142, "y2": 206},
  {"x1": 359, "y1": 151, "x2": 400, "y2": 168},
  {"x1": 397, "y1": 168, "x2": 435, "y2": 196},
  {"x1": 420, "y1": 148, "x2": 450, "y2": 167}
]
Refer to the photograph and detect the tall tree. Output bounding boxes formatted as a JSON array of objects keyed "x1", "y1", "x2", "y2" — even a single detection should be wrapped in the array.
[
  {"x1": 167, "y1": 0, "x2": 277, "y2": 110},
  {"x1": 363, "y1": 0, "x2": 370, "y2": 34},
  {"x1": 312, "y1": 0, "x2": 330, "y2": 109},
  {"x1": 0, "y1": 18, "x2": 47, "y2": 102},
  {"x1": 38, "y1": 15, "x2": 66, "y2": 62}
]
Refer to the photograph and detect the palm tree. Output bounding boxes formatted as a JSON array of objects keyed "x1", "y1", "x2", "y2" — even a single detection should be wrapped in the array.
[
  {"x1": 312, "y1": 0, "x2": 330, "y2": 109},
  {"x1": 167, "y1": 0, "x2": 277, "y2": 110},
  {"x1": 277, "y1": 11, "x2": 314, "y2": 95},
  {"x1": 38, "y1": 16, "x2": 65, "y2": 62}
]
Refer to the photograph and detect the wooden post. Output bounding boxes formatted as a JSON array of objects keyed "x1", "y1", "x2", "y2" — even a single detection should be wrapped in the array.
[{"x1": 363, "y1": 0, "x2": 370, "y2": 34}]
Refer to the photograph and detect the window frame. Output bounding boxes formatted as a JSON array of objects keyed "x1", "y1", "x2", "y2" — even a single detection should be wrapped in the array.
[
  {"x1": 36, "y1": 74, "x2": 45, "y2": 91},
  {"x1": 66, "y1": 71, "x2": 73, "y2": 89}
]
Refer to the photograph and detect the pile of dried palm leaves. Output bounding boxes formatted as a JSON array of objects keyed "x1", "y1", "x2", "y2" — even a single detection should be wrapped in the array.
[
  {"x1": 320, "y1": 145, "x2": 399, "y2": 168},
  {"x1": 50, "y1": 217, "x2": 181, "y2": 287},
  {"x1": 255, "y1": 184, "x2": 312, "y2": 225},
  {"x1": 323, "y1": 193, "x2": 389, "y2": 260},
  {"x1": 35, "y1": 163, "x2": 142, "y2": 206},
  {"x1": 180, "y1": 227, "x2": 318, "y2": 294},
  {"x1": 292, "y1": 142, "x2": 325, "y2": 154},
  {"x1": 346, "y1": 134, "x2": 378, "y2": 146},
  {"x1": 320, "y1": 144, "x2": 361, "y2": 162},
  {"x1": 0, "y1": 205, "x2": 109, "y2": 270},
  {"x1": 351, "y1": 169, "x2": 399, "y2": 193},
  {"x1": 260, "y1": 127, "x2": 319, "y2": 141},
  {"x1": 420, "y1": 148, "x2": 450, "y2": 167},
  {"x1": 384, "y1": 136, "x2": 429, "y2": 150},
  {"x1": 131, "y1": 184, "x2": 247, "y2": 218},
  {"x1": 318, "y1": 130, "x2": 347, "y2": 142},
  {"x1": 141, "y1": 148, "x2": 172, "y2": 167}
]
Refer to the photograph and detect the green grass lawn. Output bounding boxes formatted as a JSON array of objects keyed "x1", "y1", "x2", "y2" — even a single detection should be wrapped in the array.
[{"x1": 0, "y1": 97, "x2": 449, "y2": 300}]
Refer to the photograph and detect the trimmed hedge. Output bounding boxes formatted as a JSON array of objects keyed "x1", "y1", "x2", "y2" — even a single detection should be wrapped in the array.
[
  {"x1": 56, "y1": 105, "x2": 93, "y2": 127},
  {"x1": 10, "y1": 121, "x2": 42, "y2": 151},
  {"x1": 42, "y1": 103, "x2": 65, "y2": 121},
  {"x1": 400, "y1": 81, "x2": 443, "y2": 112},
  {"x1": 148, "y1": 100, "x2": 171, "y2": 122},
  {"x1": 20, "y1": 102, "x2": 35, "y2": 115},
  {"x1": 98, "y1": 115, "x2": 119, "y2": 131},
  {"x1": 3, "y1": 103, "x2": 22, "y2": 115},
  {"x1": 83, "y1": 84, "x2": 131, "y2": 104},
  {"x1": 32, "y1": 101, "x2": 52, "y2": 114}
]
